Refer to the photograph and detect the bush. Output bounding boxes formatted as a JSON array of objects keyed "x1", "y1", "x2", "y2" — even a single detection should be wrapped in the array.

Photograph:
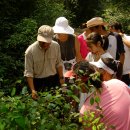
[
  {"x1": 0, "y1": 86, "x2": 81, "y2": 130},
  {"x1": 0, "y1": 18, "x2": 37, "y2": 95}
]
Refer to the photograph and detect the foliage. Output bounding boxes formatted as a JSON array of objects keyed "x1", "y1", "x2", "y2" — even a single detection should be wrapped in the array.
[
  {"x1": 100, "y1": 0, "x2": 130, "y2": 34},
  {"x1": 0, "y1": 0, "x2": 36, "y2": 40},
  {"x1": 64, "y1": 0, "x2": 102, "y2": 27},
  {"x1": 0, "y1": 71, "x2": 114, "y2": 130},
  {"x1": 31, "y1": 0, "x2": 74, "y2": 27},
  {"x1": 0, "y1": 18, "x2": 37, "y2": 95},
  {"x1": 0, "y1": 86, "x2": 81, "y2": 130}
]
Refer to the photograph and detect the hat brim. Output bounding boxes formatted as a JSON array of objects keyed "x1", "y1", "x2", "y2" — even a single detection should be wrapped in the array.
[
  {"x1": 53, "y1": 26, "x2": 74, "y2": 34},
  {"x1": 87, "y1": 22, "x2": 108, "y2": 28},
  {"x1": 89, "y1": 59, "x2": 115, "y2": 74},
  {"x1": 37, "y1": 35, "x2": 52, "y2": 43},
  {"x1": 89, "y1": 60, "x2": 103, "y2": 69}
]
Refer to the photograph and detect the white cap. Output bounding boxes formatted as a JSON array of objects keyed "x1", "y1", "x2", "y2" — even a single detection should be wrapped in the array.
[{"x1": 90, "y1": 58, "x2": 114, "y2": 74}]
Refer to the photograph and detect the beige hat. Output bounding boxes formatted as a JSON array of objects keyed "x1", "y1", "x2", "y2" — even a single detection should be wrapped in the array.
[
  {"x1": 53, "y1": 17, "x2": 74, "y2": 34},
  {"x1": 37, "y1": 25, "x2": 54, "y2": 43},
  {"x1": 87, "y1": 17, "x2": 108, "y2": 28}
]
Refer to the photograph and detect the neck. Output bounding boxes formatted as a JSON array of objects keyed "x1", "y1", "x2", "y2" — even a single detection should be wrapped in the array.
[{"x1": 103, "y1": 73, "x2": 113, "y2": 81}]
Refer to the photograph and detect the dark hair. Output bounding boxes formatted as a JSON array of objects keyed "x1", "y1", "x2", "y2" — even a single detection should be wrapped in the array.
[
  {"x1": 73, "y1": 61, "x2": 102, "y2": 89},
  {"x1": 109, "y1": 22, "x2": 123, "y2": 33},
  {"x1": 80, "y1": 23, "x2": 87, "y2": 29},
  {"x1": 73, "y1": 61, "x2": 95, "y2": 76},
  {"x1": 87, "y1": 32, "x2": 109, "y2": 50},
  {"x1": 101, "y1": 57, "x2": 118, "y2": 73},
  {"x1": 101, "y1": 57, "x2": 122, "y2": 79}
]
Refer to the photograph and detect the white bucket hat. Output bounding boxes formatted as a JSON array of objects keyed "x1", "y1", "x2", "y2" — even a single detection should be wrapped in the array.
[
  {"x1": 90, "y1": 58, "x2": 115, "y2": 75},
  {"x1": 53, "y1": 17, "x2": 74, "y2": 34}
]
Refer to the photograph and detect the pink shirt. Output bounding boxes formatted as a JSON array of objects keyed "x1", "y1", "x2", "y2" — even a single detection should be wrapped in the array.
[
  {"x1": 78, "y1": 33, "x2": 89, "y2": 59},
  {"x1": 80, "y1": 79, "x2": 130, "y2": 130}
]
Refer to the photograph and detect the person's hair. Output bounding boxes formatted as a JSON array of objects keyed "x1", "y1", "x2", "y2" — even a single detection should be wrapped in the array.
[
  {"x1": 101, "y1": 57, "x2": 118, "y2": 73},
  {"x1": 101, "y1": 57, "x2": 122, "y2": 79},
  {"x1": 73, "y1": 61, "x2": 95, "y2": 76},
  {"x1": 86, "y1": 32, "x2": 109, "y2": 50},
  {"x1": 80, "y1": 23, "x2": 87, "y2": 29},
  {"x1": 109, "y1": 22, "x2": 123, "y2": 33},
  {"x1": 73, "y1": 61, "x2": 102, "y2": 89}
]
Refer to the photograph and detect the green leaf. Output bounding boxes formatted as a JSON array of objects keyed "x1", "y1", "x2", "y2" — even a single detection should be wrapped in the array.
[
  {"x1": 21, "y1": 86, "x2": 28, "y2": 95},
  {"x1": 79, "y1": 69, "x2": 84, "y2": 74},
  {"x1": 11, "y1": 87, "x2": 16, "y2": 97},
  {"x1": 15, "y1": 80, "x2": 22, "y2": 84},
  {"x1": 71, "y1": 95, "x2": 79, "y2": 103},
  {"x1": 92, "y1": 125, "x2": 97, "y2": 130},
  {"x1": 15, "y1": 116, "x2": 26, "y2": 128},
  {"x1": 0, "y1": 122, "x2": 6, "y2": 130},
  {"x1": 95, "y1": 96, "x2": 100, "y2": 103},
  {"x1": 0, "y1": 105, "x2": 8, "y2": 113},
  {"x1": 67, "y1": 90, "x2": 73, "y2": 95},
  {"x1": 92, "y1": 117, "x2": 100, "y2": 124},
  {"x1": 0, "y1": 91, "x2": 4, "y2": 97},
  {"x1": 79, "y1": 117, "x2": 82, "y2": 122},
  {"x1": 90, "y1": 97, "x2": 94, "y2": 105}
]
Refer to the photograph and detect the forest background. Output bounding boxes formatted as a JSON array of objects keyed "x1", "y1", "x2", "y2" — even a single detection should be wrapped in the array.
[{"x1": 0, "y1": 0, "x2": 130, "y2": 94}]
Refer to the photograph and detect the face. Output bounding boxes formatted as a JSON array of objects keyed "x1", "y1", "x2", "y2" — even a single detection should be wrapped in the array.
[
  {"x1": 39, "y1": 41, "x2": 51, "y2": 50},
  {"x1": 87, "y1": 42, "x2": 99, "y2": 54},
  {"x1": 89, "y1": 26, "x2": 102, "y2": 34},
  {"x1": 57, "y1": 33, "x2": 68, "y2": 42},
  {"x1": 109, "y1": 26, "x2": 116, "y2": 32}
]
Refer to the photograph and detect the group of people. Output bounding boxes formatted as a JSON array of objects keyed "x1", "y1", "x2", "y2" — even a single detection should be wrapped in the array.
[{"x1": 24, "y1": 16, "x2": 130, "y2": 129}]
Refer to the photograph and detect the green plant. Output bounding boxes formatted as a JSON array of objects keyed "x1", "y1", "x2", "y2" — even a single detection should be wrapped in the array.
[{"x1": 0, "y1": 86, "x2": 81, "y2": 130}]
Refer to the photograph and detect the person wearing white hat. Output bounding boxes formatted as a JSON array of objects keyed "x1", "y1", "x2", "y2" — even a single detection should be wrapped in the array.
[
  {"x1": 53, "y1": 17, "x2": 82, "y2": 77},
  {"x1": 90, "y1": 58, "x2": 118, "y2": 80},
  {"x1": 73, "y1": 59, "x2": 130, "y2": 130},
  {"x1": 24, "y1": 25, "x2": 64, "y2": 100}
]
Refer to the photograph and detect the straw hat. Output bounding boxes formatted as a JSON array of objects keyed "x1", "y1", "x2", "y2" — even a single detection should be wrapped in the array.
[{"x1": 87, "y1": 17, "x2": 108, "y2": 28}]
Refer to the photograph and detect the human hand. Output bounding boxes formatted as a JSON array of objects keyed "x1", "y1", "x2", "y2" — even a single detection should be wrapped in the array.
[
  {"x1": 60, "y1": 78, "x2": 65, "y2": 85},
  {"x1": 31, "y1": 90, "x2": 38, "y2": 100}
]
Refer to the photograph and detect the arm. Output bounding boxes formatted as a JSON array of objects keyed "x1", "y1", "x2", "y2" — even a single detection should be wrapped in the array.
[
  {"x1": 74, "y1": 35, "x2": 83, "y2": 62},
  {"x1": 24, "y1": 50, "x2": 38, "y2": 99},
  {"x1": 119, "y1": 53, "x2": 125, "y2": 65},
  {"x1": 26, "y1": 77, "x2": 38, "y2": 100},
  {"x1": 116, "y1": 34, "x2": 125, "y2": 64},
  {"x1": 57, "y1": 65, "x2": 64, "y2": 85},
  {"x1": 122, "y1": 35, "x2": 130, "y2": 48},
  {"x1": 56, "y1": 44, "x2": 64, "y2": 85}
]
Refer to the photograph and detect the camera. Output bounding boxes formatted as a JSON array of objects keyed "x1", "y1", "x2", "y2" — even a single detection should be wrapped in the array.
[{"x1": 64, "y1": 62, "x2": 72, "y2": 70}]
